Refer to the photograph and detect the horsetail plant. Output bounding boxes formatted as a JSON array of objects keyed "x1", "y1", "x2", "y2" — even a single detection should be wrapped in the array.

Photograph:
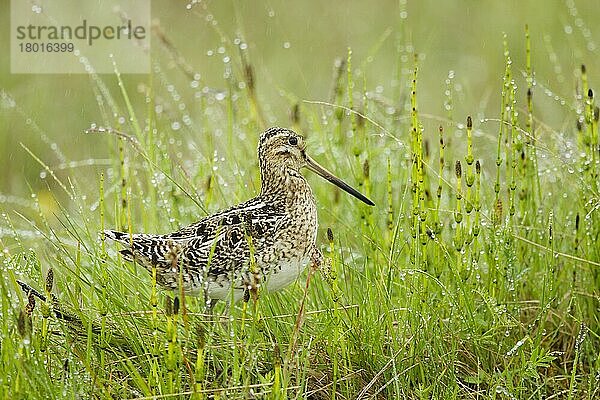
[
  {"x1": 409, "y1": 58, "x2": 428, "y2": 269},
  {"x1": 473, "y1": 160, "x2": 482, "y2": 240},
  {"x1": 386, "y1": 158, "x2": 394, "y2": 239},
  {"x1": 508, "y1": 81, "x2": 518, "y2": 220},
  {"x1": 494, "y1": 43, "x2": 511, "y2": 227},
  {"x1": 453, "y1": 161, "x2": 463, "y2": 254},
  {"x1": 464, "y1": 116, "x2": 475, "y2": 238},
  {"x1": 434, "y1": 126, "x2": 445, "y2": 236}
]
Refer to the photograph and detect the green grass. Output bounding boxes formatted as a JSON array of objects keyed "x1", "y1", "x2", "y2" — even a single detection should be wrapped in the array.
[{"x1": 1, "y1": 2, "x2": 600, "y2": 399}]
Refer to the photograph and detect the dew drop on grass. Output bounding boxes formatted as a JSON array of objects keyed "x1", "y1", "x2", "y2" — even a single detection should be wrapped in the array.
[
  {"x1": 495, "y1": 386, "x2": 512, "y2": 397},
  {"x1": 506, "y1": 337, "x2": 526, "y2": 356},
  {"x1": 171, "y1": 121, "x2": 181, "y2": 131}
]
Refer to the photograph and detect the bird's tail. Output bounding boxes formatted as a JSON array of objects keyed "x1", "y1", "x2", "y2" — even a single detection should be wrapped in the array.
[
  {"x1": 103, "y1": 230, "x2": 137, "y2": 261},
  {"x1": 103, "y1": 229, "x2": 131, "y2": 243}
]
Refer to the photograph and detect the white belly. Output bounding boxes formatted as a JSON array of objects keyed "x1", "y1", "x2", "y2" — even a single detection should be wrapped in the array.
[
  {"x1": 205, "y1": 255, "x2": 309, "y2": 303},
  {"x1": 264, "y1": 256, "x2": 309, "y2": 292}
]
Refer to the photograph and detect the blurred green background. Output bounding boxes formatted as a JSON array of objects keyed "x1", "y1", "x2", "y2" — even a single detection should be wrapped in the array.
[{"x1": 1, "y1": 0, "x2": 598, "y2": 202}]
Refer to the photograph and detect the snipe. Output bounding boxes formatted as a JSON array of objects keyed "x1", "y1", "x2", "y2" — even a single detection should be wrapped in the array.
[{"x1": 104, "y1": 127, "x2": 374, "y2": 305}]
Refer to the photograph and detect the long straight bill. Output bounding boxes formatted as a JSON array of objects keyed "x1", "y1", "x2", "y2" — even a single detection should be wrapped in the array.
[{"x1": 305, "y1": 155, "x2": 375, "y2": 206}]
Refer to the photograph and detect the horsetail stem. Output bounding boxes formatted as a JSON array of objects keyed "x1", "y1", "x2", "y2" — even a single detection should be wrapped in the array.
[
  {"x1": 386, "y1": 158, "x2": 394, "y2": 236},
  {"x1": 578, "y1": 65, "x2": 588, "y2": 151},
  {"x1": 435, "y1": 126, "x2": 445, "y2": 234},
  {"x1": 325, "y1": 227, "x2": 340, "y2": 303},
  {"x1": 465, "y1": 116, "x2": 474, "y2": 215},
  {"x1": 495, "y1": 39, "x2": 511, "y2": 207},
  {"x1": 347, "y1": 47, "x2": 357, "y2": 141},
  {"x1": 409, "y1": 56, "x2": 426, "y2": 267},
  {"x1": 509, "y1": 81, "x2": 518, "y2": 219},
  {"x1": 585, "y1": 89, "x2": 594, "y2": 147},
  {"x1": 454, "y1": 161, "x2": 463, "y2": 252},
  {"x1": 473, "y1": 160, "x2": 481, "y2": 238}
]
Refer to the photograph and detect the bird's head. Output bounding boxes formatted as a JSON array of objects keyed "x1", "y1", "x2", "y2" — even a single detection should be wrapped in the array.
[{"x1": 258, "y1": 127, "x2": 374, "y2": 206}]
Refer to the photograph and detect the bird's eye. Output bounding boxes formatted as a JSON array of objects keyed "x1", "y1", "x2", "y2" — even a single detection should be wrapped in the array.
[{"x1": 288, "y1": 136, "x2": 298, "y2": 146}]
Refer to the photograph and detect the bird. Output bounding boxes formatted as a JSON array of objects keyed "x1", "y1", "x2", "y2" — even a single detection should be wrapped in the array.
[{"x1": 104, "y1": 127, "x2": 374, "y2": 307}]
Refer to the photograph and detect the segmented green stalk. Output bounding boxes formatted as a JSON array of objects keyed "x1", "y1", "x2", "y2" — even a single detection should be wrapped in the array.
[
  {"x1": 494, "y1": 38, "x2": 511, "y2": 222},
  {"x1": 409, "y1": 57, "x2": 426, "y2": 268},
  {"x1": 508, "y1": 82, "x2": 517, "y2": 220},
  {"x1": 453, "y1": 161, "x2": 463, "y2": 253},
  {"x1": 525, "y1": 25, "x2": 541, "y2": 204},
  {"x1": 434, "y1": 126, "x2": 445, "y2": 235},
  {"x1": 386, "y1": 158, "x2": 394, "y2": 238},
  {"x1": 464, "y1": 116, "x2": 474, "y2": 241},
  {"x1": 347, "y1": 47, "x2": 357, "y2": 140},
  {"x1": 579, "y1": 65, "x2": 588, "y2": 151},
  {"x1": 473, "y1": 161, "x2": 481, "y2": 239}
]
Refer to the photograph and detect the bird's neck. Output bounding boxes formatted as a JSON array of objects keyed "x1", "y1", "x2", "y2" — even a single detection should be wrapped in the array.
[{"x1": 259, "y1": 165, "x2": 311, "y2": 201}]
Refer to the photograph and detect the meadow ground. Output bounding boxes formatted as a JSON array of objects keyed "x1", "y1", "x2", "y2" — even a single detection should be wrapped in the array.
[{"x1": 0, "y1": 1, "x2": 599, "y2": 398}]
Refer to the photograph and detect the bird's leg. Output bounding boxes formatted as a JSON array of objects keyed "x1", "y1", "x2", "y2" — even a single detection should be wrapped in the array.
[
  {"x1": 288, "y1": 246, "x2": 321, "y2": 363},
  {"x1": 204, "y1": 298, "x2": 215, "y2": 315},
  {"x1": 201, "y1": 278, "x2": 217, "y2": 316}
]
